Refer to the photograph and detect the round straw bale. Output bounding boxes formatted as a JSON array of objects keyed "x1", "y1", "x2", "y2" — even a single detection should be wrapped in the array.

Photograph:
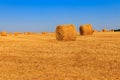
[
  {"x1": 41, "y1": 32, "x2": 48, "y2": 34},
  {"x1": 1, "y1": 32, "x2": 7, "y2": 36},
  {"x1": 79, "y1": 24, "x2": 93, "y2": 35},
  {"x1": 56, "y1": 24, "x2": 77, "y2": 41},
  {"x1": 14, "y1": 32, "x2": 19, "y2": 36},
  {"x1": 93, "y1": 30, "x2": 98, "y2": 32},
  {"x1": 24, "y1": 32, "x2": 32, "y2": 35},
  {"x1": 110, "y1": 29, "x2": 114, "y2": 32},
  {"x1": 102, "y1": 29, "x2": 108, "y2": 32}
]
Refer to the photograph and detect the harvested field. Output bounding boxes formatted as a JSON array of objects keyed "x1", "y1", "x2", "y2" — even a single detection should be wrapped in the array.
[{"x1": 0, "y1": 32, "x2": 120, "y2": 80}]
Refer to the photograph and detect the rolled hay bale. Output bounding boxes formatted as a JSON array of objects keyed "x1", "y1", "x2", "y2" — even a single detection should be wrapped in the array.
[
  {"x1": 24, "y1": 32, "x2": 28, "y2": 35},
  {"x1": 56, "y1": 24, "x2": 77, "y2": 41},
  {"x1": 79, "y1": 24, "x2": 93, "y2": 35},
  {"x1": 110, "y1": 29, "x2": 114, "y2": 32},
  {"x1": 32, "y1": 32, "x2": 37, "y2": 34},
  {"x1": 14, "y1": 32, "x2": 20, "y2": 36},
  {"x1": 98, "y1": 30, "x2": 101, "y2": 32},
  {"x1": 102, "y1": 29, "x2": 108, "y2": 32},
  {"x1": 41, "y1": 32, "x2": 48, "y2": 35},
  {"x1": 93, "y1": 30, "x2": 98, "y2": 32},
  {"x1": 24, "y1": 32, "x2": 32, "y2": 35},
  {"x1": 1, "y1": 32, "x2": 7, "y2": 36}
]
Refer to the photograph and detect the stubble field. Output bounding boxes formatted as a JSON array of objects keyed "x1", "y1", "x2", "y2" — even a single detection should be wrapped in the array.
[{"x1": 0, "y1": 32, "x2": 120, "y2": 80}]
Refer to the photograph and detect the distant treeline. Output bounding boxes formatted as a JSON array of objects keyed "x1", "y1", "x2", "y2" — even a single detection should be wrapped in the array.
[{"x1": 114, "y1": 29, "x2": 120, "y2": 32}]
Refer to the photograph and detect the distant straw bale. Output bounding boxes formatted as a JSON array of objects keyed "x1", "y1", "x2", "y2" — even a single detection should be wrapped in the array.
[
  {"x1": 79, "y1": 24, "x2": 93, "y2": 35},
  {"x1": 1, "y1": 32, "x2": 7, "y2": 36},
  {"x1": 41, "y1": 32, "x2": 48, "y2": 34},
  {"x1": 102, "y1": 29, "x2": 108, "y2": 32},
  {"x1": 14, "y1": 32, "x2": 20, "y2": 36},
  {"x1": 24, "y1": 32, "x2": 32, "y2": 35},
  {"x1": 32, "y1": 32, "x2": 37, "y2": 34},
  {"x1": 56, "y1": 24, "x2": 77, "y2": 41},
  {"x1": 109, "y1": 29, "x2": 114, "y2": 32},
  {"x1": 93, "y1": 30, "x2": 98, "y2": 32}
]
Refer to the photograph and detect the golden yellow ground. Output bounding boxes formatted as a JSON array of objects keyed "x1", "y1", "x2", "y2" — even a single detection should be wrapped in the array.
[{"x1": 0, "y1": 32, "x2": 120, "y2": 80}]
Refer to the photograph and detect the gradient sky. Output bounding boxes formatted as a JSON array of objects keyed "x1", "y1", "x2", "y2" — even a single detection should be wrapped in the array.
[{"x1": 0, "y1": 0, "x2": 120, "y2": 32}]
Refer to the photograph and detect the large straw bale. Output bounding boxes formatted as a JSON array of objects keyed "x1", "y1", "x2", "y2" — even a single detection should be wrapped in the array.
[
  {"x1": 1, "y1": 32, "x2": 7, "y2": 36},
  {"x1": 56, "y1": 24, "x2": 77, "y2": 41},
  {"x1": 79, "y1": 24, "x2": 93, "y2": 35}
]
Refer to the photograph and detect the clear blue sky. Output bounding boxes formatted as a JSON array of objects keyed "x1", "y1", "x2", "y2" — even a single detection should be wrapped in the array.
[{"x1": 0, "y1": 0, "x2": 120, "y2": 32}]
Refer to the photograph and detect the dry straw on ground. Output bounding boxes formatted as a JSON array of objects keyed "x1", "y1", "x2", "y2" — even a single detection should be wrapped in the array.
[
  {"x1": 56, "y1": 24, "x2": 77, "y2": 41},
  {"x1": 79, "y1": 24, "x2": 93, "y2": 35},
  {"x1": 8, "y1": 33, "x2": 13, "y2": 36},
  {"x1": 0, "y1": 32, "x2": 120, "y2": 80},
  {"x1": 1, "y1": 32, "x2": 7, "y2": 36},
  {"x1": 102, "y1": 29, "x2": 108, "y2": 32}
]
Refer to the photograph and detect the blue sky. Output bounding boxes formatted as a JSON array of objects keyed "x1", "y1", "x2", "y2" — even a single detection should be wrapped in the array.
[{"x1": 0, "y1": 0, "x2": 120, "y2": 32}]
